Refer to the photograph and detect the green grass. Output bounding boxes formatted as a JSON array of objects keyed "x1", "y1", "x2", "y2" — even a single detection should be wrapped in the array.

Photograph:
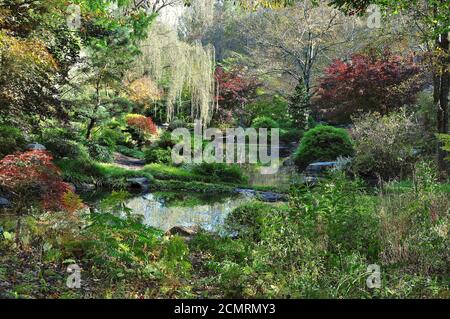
[
  {"x1": 144, "y1": 163, "x2": 286, "y2": 193},
  {"x1": 152, "y1": 180, "x2": 235, "y2": 194},
  {"x1": 56, "y1": 159, "x2": 154, "y2": 189},
  {"x1": 115, "y1": 145, "x2": 145, "y2": 159},
  {"x1": 143, "y1": 163, "x2": 201, "y2": 181},
  {"x1": 96, "y1": 163, "x2": 153, "y2": 180},
  {"x1": 57, "y1": 158, "x2": 288, "y2": 194},
  {"x1": 385, "y1": 180, "x2": 450, "y2": 194}
]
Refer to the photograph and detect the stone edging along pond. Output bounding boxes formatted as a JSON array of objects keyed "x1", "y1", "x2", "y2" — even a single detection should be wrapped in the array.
[{"x1": 73, "y1": 176, "x2": 287, "y2": 203}]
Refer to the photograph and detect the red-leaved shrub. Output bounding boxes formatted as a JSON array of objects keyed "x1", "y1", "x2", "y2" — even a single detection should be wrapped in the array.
[
  {"x1": 125, "y1": 114, "x2": 158, "y2": 135},
  {"x1": 312, "y1": 50, "x2": 426, "y2": 124},
  {"x1": 0, "y1": 150, "x2": 83, "y2": 213}
]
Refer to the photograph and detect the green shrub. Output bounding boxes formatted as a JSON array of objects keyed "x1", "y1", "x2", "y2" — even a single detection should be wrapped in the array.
[
  {"x1": 44, "y1": 138, "x2": 89, "y2": 160},
  {"x1": 225, "y1": 201, "x2": 273, "y2": 242},
  {"x1": 39, "y1": 126, "x2": 90, "y2": 160},
  {"x1": 0, "y1": 125, "x2": 26, "y2": 158},
  {"x1": 280, "y1": 128, "x2": 303, "y2": 143},
  {"x1": 41, "y1": 126, "x2": 79, "y2": 142},
  {"x1": 352, "y1": 110, "x2": 421, "y2": 180},
  {"x1": 191, "y1": 163, "x2": 248, "y2": 184},
  {"x1": 94, "y1": 127, "x2": 127, "y2": 148},
  {"x1": 156, "y1": 131, "x2": 177, "y2": 149},
  {"x1": 246, "y1": 96, "x2": 290, "y2": 126},
  {"x1": 294, "y1": 125, "x2": 354, "y2": 170},
  {"x1": 143, "y1": 132, "x2": 178, "y2": 164},
  {"x1": 56, "y1": 158, "x2": 102, "y2": 184},
  {"x1": 289, "y1": 172, "x2": 379, "y2": 257},
  {"x1": 251, "y1": 116, "x2": 279, "y2": 130},
  {"x1": 116, "y1": 145, "x2": 145, "y2": 159},
  {"x1": 86, "y1": 141, "x2": 114, "y2": 163},
  {"x1": 144, "y1": 147, "x2": 172, "y2": 165}
]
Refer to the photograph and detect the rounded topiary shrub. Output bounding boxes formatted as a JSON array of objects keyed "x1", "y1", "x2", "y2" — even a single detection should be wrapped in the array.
[{"x1": 294, "y1": 125, "x2": 354, "y2": 170}]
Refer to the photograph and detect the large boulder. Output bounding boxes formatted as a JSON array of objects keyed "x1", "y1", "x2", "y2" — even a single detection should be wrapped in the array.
[
  {"x1": 165, "y1": 225, "x2": 200, "y2": 237},
  {"x1": 258, "y1": 191, "x2": 285, "y2": 203},
  {"x1": 26, "y1": 143, "x2": 46, "y2": 151},
  {"x1": 304, "y1": 161, "x2": 338, "y2": 176},
  {"x1": 235, "y1": 188, "x2": 286, "y2": 202}
]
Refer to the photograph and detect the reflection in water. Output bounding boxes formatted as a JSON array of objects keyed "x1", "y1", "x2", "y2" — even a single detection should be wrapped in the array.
[
  {"x1": 245, "y1": 164, "x2": 297, "y2": 187},
  {"x1": 126, "y1": 193, "x2": 251, "y2": 233}
]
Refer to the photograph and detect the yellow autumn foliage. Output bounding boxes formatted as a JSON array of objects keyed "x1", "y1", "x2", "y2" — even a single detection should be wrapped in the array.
[
  {"x1": 0, "y1": 31, "x2": 58, "y2": 70},
  {"x1": 127, "y1": 77, "x2": 163, "y2": 107}
]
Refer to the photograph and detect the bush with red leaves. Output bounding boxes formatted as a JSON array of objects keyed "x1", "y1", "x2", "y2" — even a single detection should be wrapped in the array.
[
  {"x1": 214, "y1": 66, "x2": 260, "y2": 124},
  {"x1": 312, "y1": 50, "x2": 426, "y2": 124},
  {"x1": 125, "y1": 114, "x2": 158, "y2": 135},
  {"x1": 0, "y1": 150, "x2": 83, "y2": 213}
]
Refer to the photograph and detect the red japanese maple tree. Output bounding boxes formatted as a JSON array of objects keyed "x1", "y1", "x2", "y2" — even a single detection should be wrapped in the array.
[
  {"x1": 0, "y1": 150, "x2": 83, "y2": 244},
  {"x1": 125, "y1": 114, "x2": 158, "y2": 135},
  {"x1": 214, "y1": 66, "x2": 260, "y2": 124},
  {"x1": 312, "y1": 50, "x2": 426, "y2": 124},
  {"x1": 0, "y1": 150, "x2": 82, "y2": 213}
]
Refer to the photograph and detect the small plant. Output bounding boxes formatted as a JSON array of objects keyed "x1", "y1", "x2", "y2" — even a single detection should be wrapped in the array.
[
  {"x1": 156, "y1": 131, "x2": 177, "y2": 149},
  {"x1": 93, "y1": 127, "x2": 128, "y2": 148},
  {"x1": 144, "y1": 147, "x2": 172, "y2": 165}
]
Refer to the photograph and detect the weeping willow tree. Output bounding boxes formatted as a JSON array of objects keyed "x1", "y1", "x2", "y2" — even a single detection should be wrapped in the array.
[{"x1": 132, "y1": 22, "x2": 216, "y2": 124}]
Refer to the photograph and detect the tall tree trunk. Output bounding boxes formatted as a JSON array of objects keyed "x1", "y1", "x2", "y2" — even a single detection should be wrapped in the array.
[
  {"x1": 435, "y1": 32, "x2": 449, "y2": 180},
  {"x1": 85, "y1": 117, "x2": 97, "y2": 140}
]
